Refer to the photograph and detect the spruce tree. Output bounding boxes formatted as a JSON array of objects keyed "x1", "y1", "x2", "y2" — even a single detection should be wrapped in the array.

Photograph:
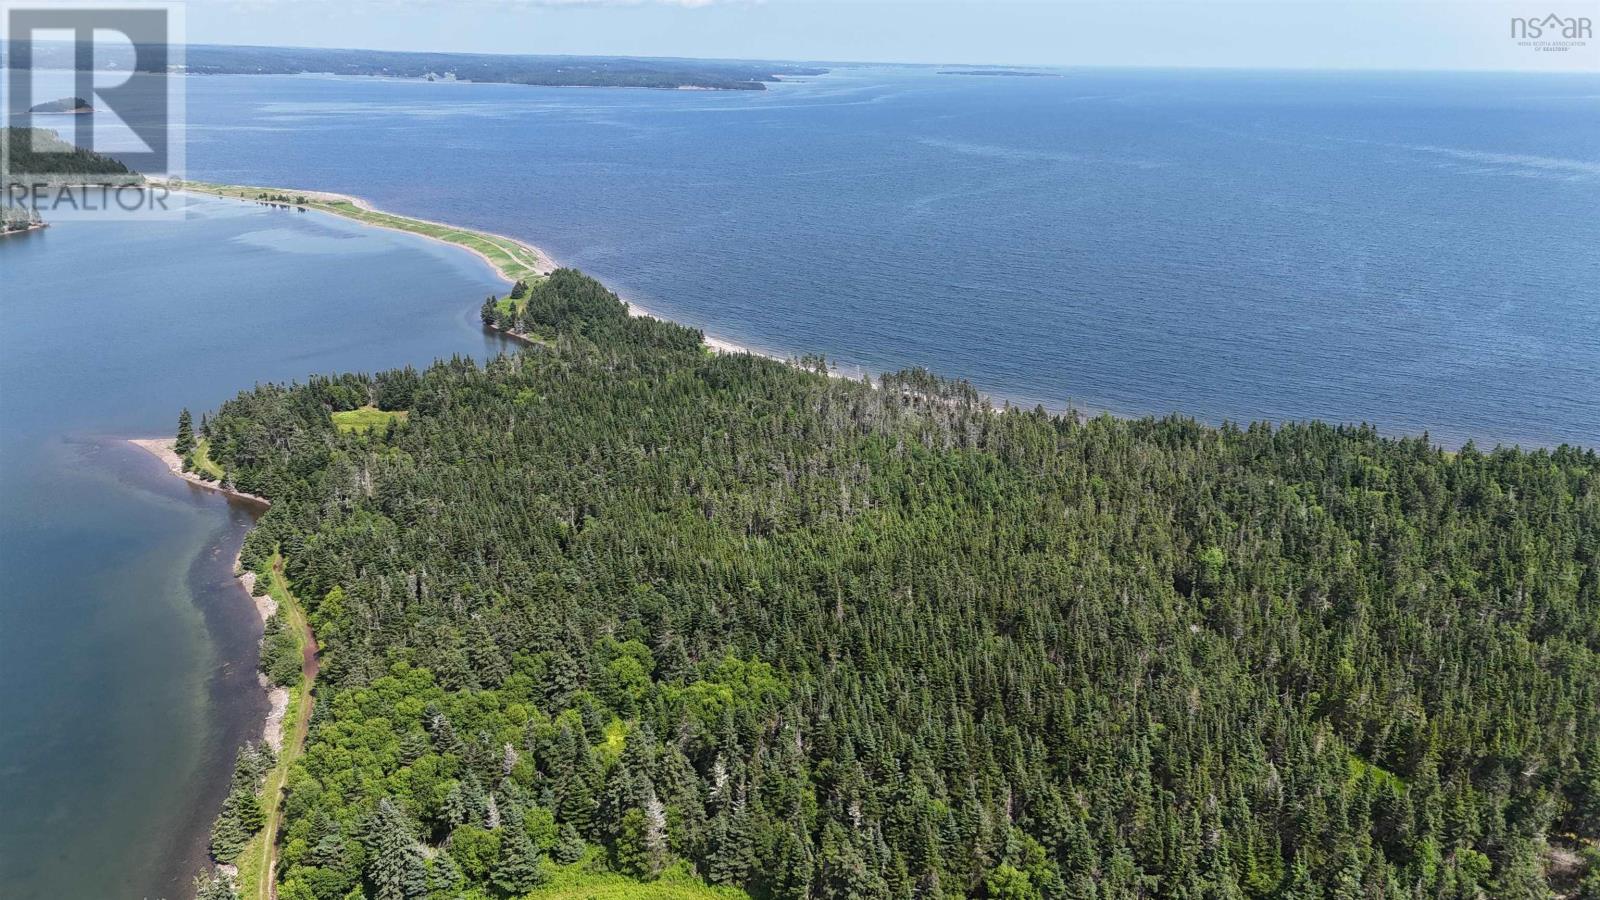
[
  {"x1": 552, "y1": 822, "x2": 585, "y2": 865},
  {"x1": 491, "y1": 819, "x2": 546, "y2": 896},
  {"x1": 364, "y1": 798, "x2": 427, "y2": 900},
  {"x1": 175, "y1": 408, "x2": 196, "y2": 455}
]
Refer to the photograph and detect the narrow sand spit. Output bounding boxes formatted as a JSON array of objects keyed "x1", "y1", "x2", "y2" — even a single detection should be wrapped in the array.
[
  {"x1": 170, "y1": 182, "x2": 793, "y2": 370},
  {"x1": 168, "y1": 183, "x2": 555, "y2": 284},
  {"x1": 127, "y1": 438, "x2": 270, "y2": 505}
]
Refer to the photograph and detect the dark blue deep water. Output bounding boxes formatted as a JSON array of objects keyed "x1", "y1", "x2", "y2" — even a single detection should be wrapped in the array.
[
  {"x1": 1, "y1": 66, "x2": 1597, "y2": 899},
  {"x1": 184, "y1": 67, "x2": 1600, "y2": 447}
]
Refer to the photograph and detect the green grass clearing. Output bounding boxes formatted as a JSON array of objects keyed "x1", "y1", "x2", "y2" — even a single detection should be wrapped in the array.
[
  {"x1": 528, "y1": 860, "x2": 749, "y2": 900},
  {"x1": 188, "y1": 438, "x2": 225, "y2": 480},
  {"x1": 331, "y1": 406, "x2": 409, "y2": 434}
]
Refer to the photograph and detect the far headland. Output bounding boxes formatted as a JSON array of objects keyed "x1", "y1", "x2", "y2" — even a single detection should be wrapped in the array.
[{"x1": 28, "y1": 97, "x2": 94, "y2": 114}]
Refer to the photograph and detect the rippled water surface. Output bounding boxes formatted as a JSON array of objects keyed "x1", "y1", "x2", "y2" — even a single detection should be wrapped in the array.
[{"x1": 181, "y1": 67, "x2": 1600, "y2": 447}]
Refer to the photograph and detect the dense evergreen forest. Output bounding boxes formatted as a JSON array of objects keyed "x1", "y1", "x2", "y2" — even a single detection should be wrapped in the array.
[
  {"x1": 197, "y1": 269, "x2": 1599, "y2": 900},
  {"x1": 2, "y1": 126, "x2": 137, "y2": 182}
]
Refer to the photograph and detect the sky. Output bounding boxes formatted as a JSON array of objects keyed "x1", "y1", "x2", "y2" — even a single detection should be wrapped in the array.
[{"x1": 181, "y1": 0, "x2": 1599, "y2": 72}]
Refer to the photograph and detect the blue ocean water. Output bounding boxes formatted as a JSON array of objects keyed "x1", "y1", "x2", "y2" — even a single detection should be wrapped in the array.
[{"x1": 178, "y1": 66, "x2": 1600, "y2": 447}]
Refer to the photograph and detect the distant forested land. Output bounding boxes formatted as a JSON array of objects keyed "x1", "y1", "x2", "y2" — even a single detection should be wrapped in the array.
[
  {"x1": 1, "y1": 41, "x2": 825, "y2": 90},
  {"x1": 200, "y1": 269, "x2": 1599, "y2": 900},
  {"x1": 2, "y1": 127, "x2": 137, "y2": 183},
  {"x1": 27, "y1": 95, "x2": 93, "y2": 112}
]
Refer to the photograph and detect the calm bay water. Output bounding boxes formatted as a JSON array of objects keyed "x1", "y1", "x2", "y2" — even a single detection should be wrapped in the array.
[
  {"x1": 0, "y1": 198, "x2": 511, "y2": 899},
  {"x1": 1, "y1": 65, "x2": 1597, "y2": 899}
]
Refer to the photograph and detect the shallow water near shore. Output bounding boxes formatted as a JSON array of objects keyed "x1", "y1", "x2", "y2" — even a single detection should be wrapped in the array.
[{"x1": 0, "y1": 196, "x2": 514, "y2": 899}]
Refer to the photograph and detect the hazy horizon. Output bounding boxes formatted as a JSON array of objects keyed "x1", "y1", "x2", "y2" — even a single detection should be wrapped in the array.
[
  {"x1": 172, "y1": 0, "x2": 1597, "y2": 74},
  {"x1": 158, "y1": 41, "x2": 1600, "y2": 76}
]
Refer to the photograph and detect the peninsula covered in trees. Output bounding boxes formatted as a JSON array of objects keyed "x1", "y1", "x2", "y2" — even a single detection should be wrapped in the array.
[
  {"x1": 2, "y1": 127, "x2": 140, "y2": 233},
  {"x1": 191, "y1": 268, "x2": 1600, "y2": 900},
  {"x1": 1, "y1": 127, "x2": 138, "y2": 183}
]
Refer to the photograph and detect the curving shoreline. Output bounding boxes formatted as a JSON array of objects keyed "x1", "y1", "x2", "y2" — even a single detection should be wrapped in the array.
[
  {"x1": 128, "y1": 437, "x2": 271, "y2": 506},
  {"x1": 165, "y1": 179, "x2": 553, "y2": 284},
  {"x1": 169, "y1": 180, "x2": 778, "y2": 365},
  {"x1": 129, "y1": 438, "x2": 287, "y2": 755},
  {"x1": 132, "y1": 184, "x2": 901, "y2": 898},
  {"x1": 131, "y1": 436, "x2": 301, "y2": 900}
]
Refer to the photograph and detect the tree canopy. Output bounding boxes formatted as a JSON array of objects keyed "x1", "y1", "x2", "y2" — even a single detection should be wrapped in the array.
[{"x1": 201, "y1": 269, "x2": 1599, "y2": 900}]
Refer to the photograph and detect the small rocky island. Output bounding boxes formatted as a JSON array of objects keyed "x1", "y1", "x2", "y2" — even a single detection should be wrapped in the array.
[{"x1": 28, "y1": 97, "x2": 94, "y2": 114}]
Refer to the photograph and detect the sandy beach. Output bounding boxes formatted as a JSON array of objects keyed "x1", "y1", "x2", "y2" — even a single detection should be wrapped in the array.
[
  {"x1": 130, "y1": 438, "x2": 286, "y2": 750},
  {"x1": 621, "y1": 299, "x2": 775, "y2": 360},
  {"x1": 127, "y1": 438, "x2": 270, "y2": 506}
]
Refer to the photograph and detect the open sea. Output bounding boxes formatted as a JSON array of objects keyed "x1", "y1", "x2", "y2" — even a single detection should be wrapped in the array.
[{"x1": 1, "y1": 65, "x2": 1597, "y2": 899}]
